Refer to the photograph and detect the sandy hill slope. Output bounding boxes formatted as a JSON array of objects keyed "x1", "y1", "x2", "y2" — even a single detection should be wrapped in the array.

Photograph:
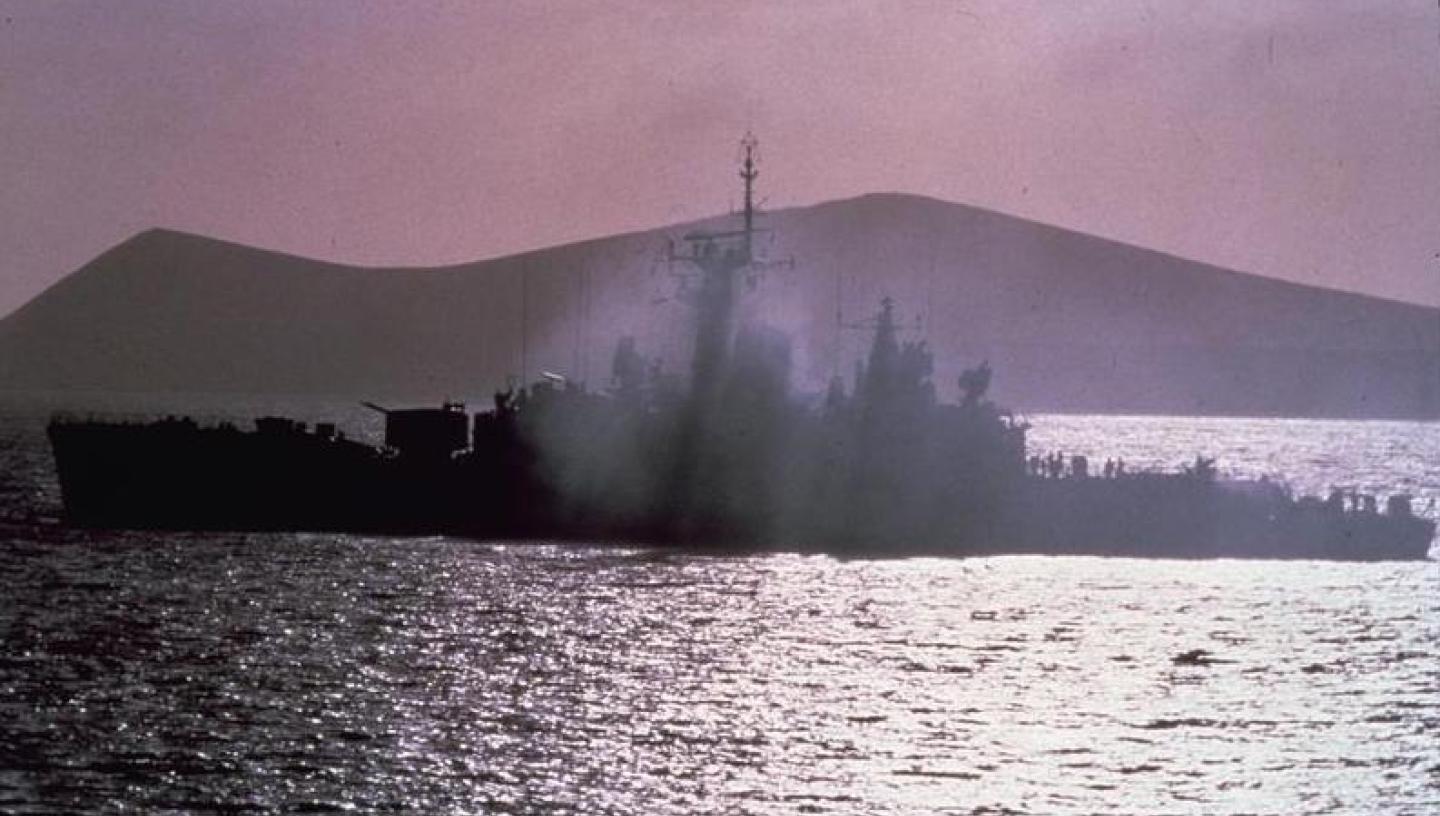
[{"x1": 1, "y1": 193, "x2": 1434, "y2": 418}]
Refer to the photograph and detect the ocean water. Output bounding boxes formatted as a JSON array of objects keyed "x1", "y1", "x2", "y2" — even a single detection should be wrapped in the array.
[{"x1": 0, "y1": 398, "x2": 1436, "y2": 814}]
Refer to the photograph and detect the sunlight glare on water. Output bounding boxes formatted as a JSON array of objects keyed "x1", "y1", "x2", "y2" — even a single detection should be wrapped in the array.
[{"x1": 2, "y1": 540, "x2": 1436, "y2": 814}]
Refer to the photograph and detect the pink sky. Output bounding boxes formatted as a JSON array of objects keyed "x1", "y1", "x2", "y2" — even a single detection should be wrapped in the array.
[{"x1": 2, "y1": 0, "x2": 1438, "y2": 317}]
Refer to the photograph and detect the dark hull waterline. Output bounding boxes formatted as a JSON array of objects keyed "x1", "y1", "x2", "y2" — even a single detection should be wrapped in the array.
[{"x1": 48, "y1": 420, "x2": 1434, "y2": 562}]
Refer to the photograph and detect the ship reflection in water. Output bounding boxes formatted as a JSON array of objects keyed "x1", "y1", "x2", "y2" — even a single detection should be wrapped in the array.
[{"x1": 41, "y1": 138, "x2": 1437, "y2": 560}]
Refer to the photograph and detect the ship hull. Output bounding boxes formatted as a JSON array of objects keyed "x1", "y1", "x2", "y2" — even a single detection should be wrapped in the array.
[
  {"x1": 47, "y1": 421, "x2": 1434, "y2": 561},
  {"x1": 49, "y1": 421, "x2": 480, "y2": 536},
  {"x1": 1005, "y1": 476, "x2": 1434, "y2": 561}
]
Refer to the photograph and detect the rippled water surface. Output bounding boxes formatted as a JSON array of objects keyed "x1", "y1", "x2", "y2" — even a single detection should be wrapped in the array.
[{"x1": 1, "y1": 402, "x2": 1437, "y2": 814}]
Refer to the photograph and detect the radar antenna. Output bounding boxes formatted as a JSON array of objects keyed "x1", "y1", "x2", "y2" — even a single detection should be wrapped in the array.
[
  {"x1": 665, "y1": 133, "x2": 792, "y2": 396},
  {"x1": 740, "y1": 131, "x2": 758, "y2": 260}
]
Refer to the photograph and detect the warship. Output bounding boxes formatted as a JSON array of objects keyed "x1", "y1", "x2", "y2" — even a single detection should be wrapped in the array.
[{"x1": 47, "y1": 138, "x2": 1436, "y2": 560}]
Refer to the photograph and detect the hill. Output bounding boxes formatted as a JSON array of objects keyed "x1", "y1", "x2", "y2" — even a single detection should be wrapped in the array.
[{"x1": 0, "y1": 193, "x2": 1435, "y2": 418}]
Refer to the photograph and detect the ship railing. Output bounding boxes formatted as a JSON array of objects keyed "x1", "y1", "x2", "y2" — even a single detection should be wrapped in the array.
[{"x1": 48, "y1": 410, "x2": 250, "y2": 430}]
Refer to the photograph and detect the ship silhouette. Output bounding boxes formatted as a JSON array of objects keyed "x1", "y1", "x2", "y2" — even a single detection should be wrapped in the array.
[{"x1": 47, "y1": 138, "x2": 1436, "y2": 560}]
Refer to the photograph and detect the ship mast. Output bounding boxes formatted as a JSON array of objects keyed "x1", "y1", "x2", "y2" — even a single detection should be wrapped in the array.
[
  {"x1": 740, "y1": 132, "x2": 757, "y2": 263},
  {"x1": 668, "y1": 132, "x2": 773, "y2": 402},
  {"x1": 660, "y1": 134, "x2": 786, "y2": 540}
]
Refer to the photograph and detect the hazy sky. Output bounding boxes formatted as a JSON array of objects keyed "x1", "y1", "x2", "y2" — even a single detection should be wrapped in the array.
[{"x1": 3, "y1": 0, "x2": 1438, "y2": 318}]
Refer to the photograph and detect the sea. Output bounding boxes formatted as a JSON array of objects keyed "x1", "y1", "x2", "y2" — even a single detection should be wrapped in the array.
[{"x1": 0, "y1": 394, "x2": 1436, "y2": 815}]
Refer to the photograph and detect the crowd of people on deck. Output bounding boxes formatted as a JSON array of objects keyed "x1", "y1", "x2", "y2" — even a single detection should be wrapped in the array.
[{"x1": 1028, "y1": 452, "x2": 1128, "y2": 479}]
